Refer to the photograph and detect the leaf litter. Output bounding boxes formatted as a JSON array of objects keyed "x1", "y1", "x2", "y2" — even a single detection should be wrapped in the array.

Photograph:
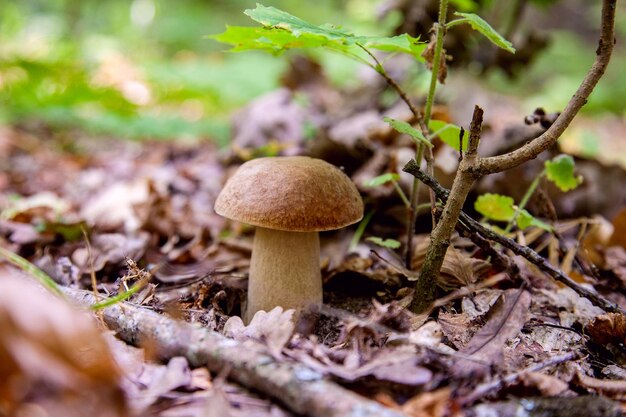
[{"x1": 1, "y1": 52, "x2": 626, "y2": 417}]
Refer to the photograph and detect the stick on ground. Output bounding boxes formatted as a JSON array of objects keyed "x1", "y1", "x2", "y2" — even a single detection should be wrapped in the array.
[{"x1": 63, "y1": 287, "x2": 408, "y2": 417}]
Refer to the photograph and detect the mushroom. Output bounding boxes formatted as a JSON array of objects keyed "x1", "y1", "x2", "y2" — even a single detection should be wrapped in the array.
[{"x1": 214, "y1": 156, "x2": 363, "y2": 322}]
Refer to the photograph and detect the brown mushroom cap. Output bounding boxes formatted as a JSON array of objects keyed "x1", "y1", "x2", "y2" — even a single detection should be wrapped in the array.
[{"x1": 215, "y1": 156, "x2": 364, "y2": 232}]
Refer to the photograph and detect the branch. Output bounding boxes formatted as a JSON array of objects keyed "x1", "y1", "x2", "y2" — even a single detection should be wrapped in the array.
[
  {"x1": 402, "y1": 163, "x2": 626, "y2": 315},
  {"x1": 476, "y1": 0, "x2": 616, "y2": 175},
  {"x1": 357, "y1": 43, "x2": 422, "y2": 120},
  {"x1": 408, "y1": 106, "x2": 484, "y2": 313},
  {"x1": 62, "y1": 287, "x2": 408, "y2": 417}
]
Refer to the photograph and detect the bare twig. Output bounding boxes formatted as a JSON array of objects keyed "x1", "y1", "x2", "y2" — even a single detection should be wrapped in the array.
[
  {"x1": 476, "y1": 0, "x2": 616, "y2": 175},
  {"x1": 356, "y1": 43, "x2": 422, "y2": 119},
  {"x1": 408, "y1": 106, "x2": 484, "y2": 313},
  {"x1": 356, "y1": 42, "x2": 436, "y2": 269},
  {"x1": 402, "y1": 163, "x2": 626, "y2": 315},
  {"x1": 406, "y1": 0, "x2": 617, "y2": 313},
  {"x1": 62, "y1": 287, "x2": 409, "y2": 417}
]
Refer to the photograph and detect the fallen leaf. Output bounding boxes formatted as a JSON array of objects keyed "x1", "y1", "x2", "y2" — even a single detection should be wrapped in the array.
[
  {"x1": 0, "y1": 265, "x2": 127, "y2": 417},
  {"x1": 402, "y1": 388, "x2": 457, "y2": 417},
  {"x1": 81, "y1": 179, "x2": 150, "y2": 232},
  {"x1": 454, "y1": 289, "x2": 531, "y2": 378},
  {"x1": 609, "y1": 205, "x2": 626, "y2": 249},
  {"x1": 71, "y1": 232, "x2": 149, "y2": 273},
  {"x1": 223, "y1": 307, "x2": 295, "y2": 358},
  {"x1": 518, "y1": 371, "x2": 570, "y2": 396},
  {"x1": 586, "y1": 313, "x2": 626, "y2": 345},
  {"x1": 412, "y1": 241, "x2": 490, "y2": 290},
  {"x1": 604, "y1": 246, "x2": 626, "y2": 287}
]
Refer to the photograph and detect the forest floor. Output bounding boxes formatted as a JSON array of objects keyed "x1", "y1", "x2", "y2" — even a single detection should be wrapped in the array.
[{"x1": 2, "y1": 60, "x2": 626, "y2": 417}]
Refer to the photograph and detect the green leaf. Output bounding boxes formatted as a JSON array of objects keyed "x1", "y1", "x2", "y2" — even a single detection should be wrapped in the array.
[
  {"x1": 366, "y1": 237, "x2": 401, "y2": 249},
  {"x1": 365, "y1": 173, "x2": 400, "y2": 187},
  {"x1": 211, "y1": 25, "x2": 333, "y2": 55},
  {"x1": 429, "y1": 120, "x2": 468, "y2": 151},
  {"x1": 476, "y1": 193, "x2": 552, "y2": 231},
  {"x1": 475, "y1": 193, "x2": 516, "y2": 222},
  {"x1": 517, "y1": 210, "x2": 553, "y2": 231},
  {"x1": 211, "y1": 4, "x2": 426, "y2": 62},
  {"x1": 544, "y1": 154, "x2": 583, "y2": 192},
  {"x1": 245, "y1": 4, "x2": 352, "y2": 39},
  {"x1": 452, "y1": 12, "x2": 515, "y2": 53},
  {"x1": 362, "y1": 34, "x2": 426, "y2": 59},
  {"x1": 384, "y1": 117, "x2": 432, "y2": 148}
]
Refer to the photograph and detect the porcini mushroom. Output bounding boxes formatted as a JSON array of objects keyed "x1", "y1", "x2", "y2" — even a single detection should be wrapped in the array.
[{"x1": 214, "y1": 156, "x2": 363, "y2": 322}]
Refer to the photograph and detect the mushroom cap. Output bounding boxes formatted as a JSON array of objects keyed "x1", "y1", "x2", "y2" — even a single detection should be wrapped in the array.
[{"x1": 215, "y1": 156, "x2": 364, "y2": 232}]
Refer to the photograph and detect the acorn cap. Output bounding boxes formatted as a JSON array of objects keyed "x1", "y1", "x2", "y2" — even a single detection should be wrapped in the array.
[{"x1": 215, "y1": 156, "x2": 364, "y2": 232}]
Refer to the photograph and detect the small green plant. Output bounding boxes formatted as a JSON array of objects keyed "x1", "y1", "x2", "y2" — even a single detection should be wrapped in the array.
[
  {"x1": 0, "y1": 246, "x2": 63, "y2": 297},
  {"x1": 474, "y1": 154, "x2": 583, "y2": 233}
]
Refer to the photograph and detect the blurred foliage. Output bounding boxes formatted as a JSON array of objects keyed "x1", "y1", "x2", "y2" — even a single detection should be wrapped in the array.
[
  {"x1": 0, "y1": 0, "x2": 388, "y2": 144},
  {"x1": 0, "y1": 0, "x2": 624, "y2": 145}
]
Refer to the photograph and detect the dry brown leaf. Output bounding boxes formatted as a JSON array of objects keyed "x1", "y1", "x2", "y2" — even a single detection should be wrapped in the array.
[
  {"x1": 412, "y1": 241, "x2": 490, "y2": 290},
  {"x1": 604, "y1": 246, "x2": 626, "y2": 287},
  {"x1": 286, "y1": 343, "x2": 432, "y2": 385},
  {"x1": 223, "y1": 307, "x2": 295, "y2": 358},
  {"x1": 0, "y1": 266, "x2": 127, "y2": 417},
  {"x1": 586, "y1": 312, "x2": 626, "y2": 345},
  {"x1": 71, "y1": 232, "x2": 149, "y2": 273},
  {"x1": 401, "y1": 388, "x2": 458, "y2": 417},
  {"x1": 518, "y1": 371, "x2": 570, "y2": 396},
  {"x1": 421, "y1": 35, "x2": 447, "y2": 84},
  {"x1": 454, "y1": 289, "x2": 531, "y2": 378},
  {"x1": 609, "y1": 205, "x2": 626, "y2": 249},
  {"x1": 81, "y1": 179, "x2": 150, "y2": 232},
  {"x1": 438, "y1": 311, "x2": 476, "y2": 350}
]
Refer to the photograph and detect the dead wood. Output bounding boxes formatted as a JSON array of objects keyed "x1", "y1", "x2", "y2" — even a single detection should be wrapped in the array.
[{"x1": 61, "y1": 287, "x2": 409, "y2": 417}]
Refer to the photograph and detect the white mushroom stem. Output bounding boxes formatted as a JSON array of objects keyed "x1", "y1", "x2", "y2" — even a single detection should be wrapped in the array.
[{"x1": 246, "y1": 227, "x2": 322, "y2": 323}]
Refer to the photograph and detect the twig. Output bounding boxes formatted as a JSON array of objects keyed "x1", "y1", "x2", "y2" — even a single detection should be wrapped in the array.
[
  {"x1": 459, "y1": 351, "x2": 580, "y2": 406},
  {"x1": 475, "y1": 0, "x2": 616, "y2": 175},
  {"x1": 356, "y1": 42, "x2": 435, "y2": 269},
  {"x1": 356, "y1": 43, "x2": 422, "y2": 119},
  {"x1": 408, "y1": 106, "x2": 484, "y2": 313},
  {"x1": 423, "y1": 0, "x2": 449, "y2": 124},
  {"x1": 62, "y1": 287, "x2": 409, "y2": 417},
  {"x1": 402, "y1": 163, "x2": 626, "y2": 315}
]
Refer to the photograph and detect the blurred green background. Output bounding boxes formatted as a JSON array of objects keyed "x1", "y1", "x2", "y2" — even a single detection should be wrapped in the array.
[{"x1": 1, "y1": 0, "x2": 623, "y2": 146}]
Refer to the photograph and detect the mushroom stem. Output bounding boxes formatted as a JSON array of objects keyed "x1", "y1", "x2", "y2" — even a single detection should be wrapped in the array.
[{"x1": 246, "y1": 227, "x2": 322, "y2": 323}]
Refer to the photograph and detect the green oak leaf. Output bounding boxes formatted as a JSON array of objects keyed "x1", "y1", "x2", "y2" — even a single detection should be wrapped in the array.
[
  {"x1": 211, "y1": 4, "x2": 426, "y2": 61},
  {"x1": 545, "y1": 154, "x2": 583, "y2": 192},
  {"x1": 384, "y1": 117, "x2": 432, "y2": 148},
  {"x1": 453, "y1": 12, "x2": 515, "y2": 53},
  {"x1": 245, "y1": 4, "x2": 352, "y2": 39}
]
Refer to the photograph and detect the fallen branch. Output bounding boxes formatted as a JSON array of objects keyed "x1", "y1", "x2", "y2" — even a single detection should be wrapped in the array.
[
  {"x1": 62, "y1": 287, "x2": 408, "y2": 417},
  {"x1": 402, "y1": 162, "x2": 625, "y2": 315}
]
